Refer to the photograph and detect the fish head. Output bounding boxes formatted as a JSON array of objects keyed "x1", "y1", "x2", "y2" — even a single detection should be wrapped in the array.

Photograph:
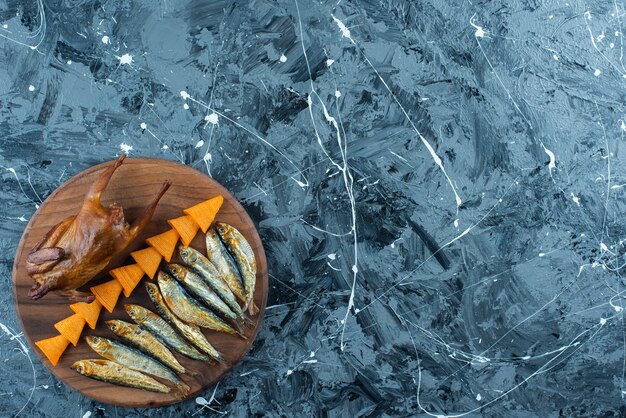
[
  {"x1": 157, "y1": 270, "x2": 174, "y2": 285},
  {"x1": 179, "y1": 246, "x2": 198, "y2": 264},
  {"x1": 70, "y1": 360, "x2": 87, "y2": 374},
  {"x1": 85, "y1": 335, "x2": 109, "y2": 351},
  {"x1": 125, "y1": 304, "x2": 146, "y2": 321},
  {"x1": 165, "y1": 263, "x2": 184, "y2": 278},
  {"x1": 215, "y1": 222, "x2": 227, "y2": 234},
  {"x1": 106, "y1": 320, "x2": 121, "y2": 333},
  {"x1": 145, "y1": 282, "x2": 161, "y2": 299}
]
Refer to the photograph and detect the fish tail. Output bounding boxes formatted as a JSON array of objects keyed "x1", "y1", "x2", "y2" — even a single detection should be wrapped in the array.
[
  {"x1": 233, "y1": 319, "x2": 246, "y2": 334},
  {"x1": 224, "y1": 321, "x2": 247, "y2": 339},
  {"x1": 177, "y1": 382, "x2": 191, "y2": 396},
  {"x1": 246, "y1": 300, "x2": 259, "y2": 316},
  {"x1": 172, "y1": 388, "x2": 186, "y2": 400},
  {"x1": 213, "y1": 353, "x2": 227, "y2": 365},
  {"x1": 187, "y1": 368, "x2": 200, "y2": 377},
  {"x1": 240, "y1": 314, "x2": 255, "y2": 327}
]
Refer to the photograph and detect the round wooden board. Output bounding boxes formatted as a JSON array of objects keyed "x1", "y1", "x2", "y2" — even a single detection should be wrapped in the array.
[{"x1": 11, "y1": 157, "x2": 268, "y2": 408}]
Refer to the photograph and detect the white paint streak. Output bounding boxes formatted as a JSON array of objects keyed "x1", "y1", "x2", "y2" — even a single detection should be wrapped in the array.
[
  {"x1": 185, "y1": 93, "x2": 308, "y2": 187},
  {"x1": 1, "y1": 322, "x2": 36, "y2": 417},
  {"x1": 205, "y1": 113, "x2": 219, "y2": 124},
  {"x1": 116, "y1": 53, "x2": 133, "y2": 65},
  {"x1": 327, "y1": 262, "x2": 341, "y2": 271},
  {"x1": 28, "y1": 85, "x2": 35, "y2": 91},
  {"x1": 331, "y1": 13, "x2": 462, "y2": 210},
  {"x1": 101, "y1": 35, "x2": 109, "y2": 44},
  {"x1": 0, "y1": 0, "x2": 46, "y2": 51},
  {"x1": 119, "y1": 143, "x2": 133, "y2": 154},
  {"x1": 469, "y1": 14, "x2": 486, "y2": 38},
  {"x1": 279, "y1": 53, "x2": 287, "y2": 62},
  {"x1": 331, "y1": 14, "x2": 354, "y2": 42},
  {"x1": 541, "y1": 143, "x2": 556, "y2": 174}
]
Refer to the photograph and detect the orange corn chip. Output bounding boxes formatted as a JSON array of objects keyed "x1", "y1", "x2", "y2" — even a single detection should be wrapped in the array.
[
  {"x1": 90, "y1": 279, "x2": 123, "y2": 313},
  {"x1": 111, "y1": 263, "x2": 146, "y2": 297},
  {"x1": 167, "y1": 215, "x2": 200, "y2": 247},
  {"x1": 130, "y1": 247, "x2": 162, "y2": 279},
  {"x1": 35, "y1": 334, "x2": 70, "y2": 366},
  {"x1": 54, "y1": 314, "x2": 86, "y2": 347},
  {"x1": 70, "y1": 300, "x2": 102, "y2": 330},
  {"x1": 146, "y1": 228, "x2": 179, "y2": 262},
  {"x1": 183, "y1": 195, "x2": 224, "y2": 233}
]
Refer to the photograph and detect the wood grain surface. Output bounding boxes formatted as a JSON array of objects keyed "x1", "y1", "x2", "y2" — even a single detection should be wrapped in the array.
[{"x1": 11, "y1": 158, "x2": 268, "y2": 408}]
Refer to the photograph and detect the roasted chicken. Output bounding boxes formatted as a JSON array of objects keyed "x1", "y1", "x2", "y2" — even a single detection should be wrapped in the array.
[{"x1": 26, "y1": 154, "x2": 171, "y2": 301}]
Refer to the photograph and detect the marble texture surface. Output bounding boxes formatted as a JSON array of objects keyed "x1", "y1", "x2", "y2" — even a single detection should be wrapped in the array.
[{"x1": 1, "y1": 0, "x2": 626, "y2": 416}]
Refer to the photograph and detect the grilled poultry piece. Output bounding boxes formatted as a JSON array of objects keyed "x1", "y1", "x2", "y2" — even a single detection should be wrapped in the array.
[{"x1": 26, "y1": 154, "x2": 171, "y2": 301}]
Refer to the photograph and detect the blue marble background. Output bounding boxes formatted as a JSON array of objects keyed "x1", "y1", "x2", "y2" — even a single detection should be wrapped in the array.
[{"x1": 1, "y1": 0, "x2": 626, "y2": 416}]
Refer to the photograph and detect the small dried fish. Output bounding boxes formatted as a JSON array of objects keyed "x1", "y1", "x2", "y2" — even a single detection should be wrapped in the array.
[
  {"x1": 71, "y1": 359, "x2": 170, "y2": 393},
  {"x1": 86, "y1": 336, "x2": 189, "y2": 394},
  {"x1": 165, "y1": 263, "x2": 237, "y2": 320},
  {"x1": 145, "y1": 282, "x2": 223, "y2": 361},
  {"x1": 179, "y1": 246, "x2": 245, "y2": 319},
  {"x1": 125, "y1": 304, "x2": 210, "y2": 362},
  {"x1": 106, "y1": 319, "x2": 186, "y2": 375},
  {"x1": 215, "y1": 223, "x2": 257, "y2": 315},
  {"x1": 157, "y1": 271, "x2": 243, "y2": 338},
  {"x1": 205, "y1": 228, "x2": 246, "y2": 302}
]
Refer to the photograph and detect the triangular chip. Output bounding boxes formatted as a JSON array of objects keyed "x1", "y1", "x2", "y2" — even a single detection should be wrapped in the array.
[
  {"x1": 183, "y1": 195, "x2": 224, "y2": 233},
  {"x1": 70, "y1": 300, "x2": 103, "y2": 330},
  {"x1": 35, "y1": 334, "x2": 70, "y2": 366},
  {"x1": 90, "y1": 279, "x2": 123, "y2": 313},
  {"x1": 130, "y1": 247, "x2": 162, "y2": 279},
  {"x1": 167, "y1": 215, "x2": 200, "y2": 247},
  {"x1": 111, "y1": 264, "x2": 146, "y2": 297},
  {"x1": 146, "y1": 228, "x2": 179, "y2": 262},
  {"x1": 54, "y1": 314, "x2": 86, "y2": 346}
]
